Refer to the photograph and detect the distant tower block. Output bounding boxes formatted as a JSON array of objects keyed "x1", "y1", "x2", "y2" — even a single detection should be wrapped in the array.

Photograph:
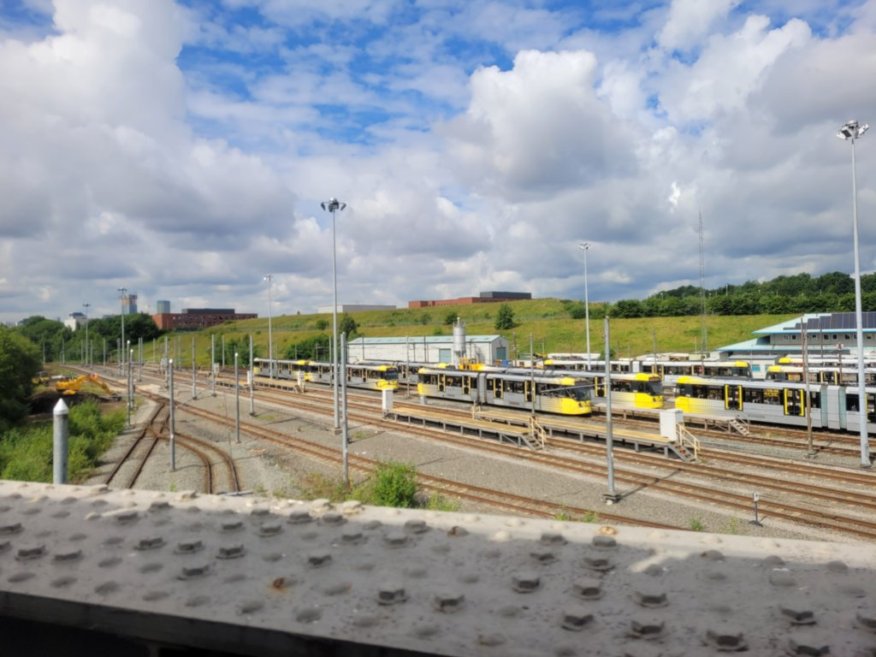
[
  {"x1": 156, "y1": 300, "x2": 171, "y2": 314},
  {"x1": 122, "y1": 293, "x2": 139, "y2": 314}
]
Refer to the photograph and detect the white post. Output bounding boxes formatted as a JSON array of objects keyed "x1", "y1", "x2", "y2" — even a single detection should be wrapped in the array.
[
  {"x1": 169, "y1": 358, "x2": 176, "y2": 471},
  {"x1": 603, "y1": 317, "x2": 620, "y2": 503},
  {"x1": 52, "y1": 399, "x2": 69, "y2": 484},
  {"x1": 341, "y1": 332, "x2": 349, "y2": 486}
]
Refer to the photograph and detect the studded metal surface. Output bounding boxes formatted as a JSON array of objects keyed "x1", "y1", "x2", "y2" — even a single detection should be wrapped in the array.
[{"x1": 0, "y1": 480, "x2": 875, "y2": 656}]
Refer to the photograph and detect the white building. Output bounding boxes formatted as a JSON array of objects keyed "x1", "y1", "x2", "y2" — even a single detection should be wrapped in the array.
[
  {"x1": 64, "y1": 312, "x2": 86, "y2": 331},
  {"x1": 346, "y1": 335, "x2": 510, "y2": 365},
  {"x1": 316, "y1": 304, "x2": 397, "y2": 313}
]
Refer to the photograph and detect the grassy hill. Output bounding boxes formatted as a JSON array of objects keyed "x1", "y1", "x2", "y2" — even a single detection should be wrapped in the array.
[{"x1": 152, "y1": 300, "x2": 795, "y2": 367}]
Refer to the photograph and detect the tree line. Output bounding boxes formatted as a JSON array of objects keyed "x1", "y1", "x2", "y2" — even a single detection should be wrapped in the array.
[{"x1": 605, "y1": 271, "x2": 876, "y2": 318}]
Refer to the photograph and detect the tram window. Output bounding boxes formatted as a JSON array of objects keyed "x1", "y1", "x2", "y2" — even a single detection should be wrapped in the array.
[
  {"x1": 706, "y1": 388, "x2": 722, "y2": 400},
  {"x1": 847, "y1": 394, "x2": 860, "y2": 412},
  {"x1": 743, "y1": 388, "x2": 763, "y2": 404},
  {"x1": 762, "y1": 389, "x2": 782, "y2": 405},
  {"x1": 809, "y1": 391, "x2": 821, "y2": 409}
]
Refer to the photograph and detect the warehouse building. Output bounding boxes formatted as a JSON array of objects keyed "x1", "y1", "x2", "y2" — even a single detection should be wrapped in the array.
[
  {"x1": 347, "y1": 335, "x2": 509, "y2": 365},
  {"x1": 152, "y1": 308, "x2": 257, "y2": 331},
  {"x1": 408, "y1": 291, "x2": 531, "y2": 308}
]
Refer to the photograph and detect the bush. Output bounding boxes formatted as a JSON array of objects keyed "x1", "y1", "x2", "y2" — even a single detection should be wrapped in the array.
[
  {"x1": 368, "y1": 461, "x2": 417, "y2": 508},
  {"x1": 495, "y1": 304, "x2": 516, "y2": 330}
]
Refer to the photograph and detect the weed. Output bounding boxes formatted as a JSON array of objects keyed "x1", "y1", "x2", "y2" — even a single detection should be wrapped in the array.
[
  {"x1": 298, "y1": 473, "x2": 350, "y2": 502},
  {"x1": 425, "y1": 495, "x2": 461, "y2": 512},
  {"x1": 723, "y1": 517, "x2": 741, "y2": 535},
  {"x1": 689, "y1": 517, "x2": 706, "y2": 532},
  {"x1": 553, "y1": 509, "x2": 573, "y2": 521}
]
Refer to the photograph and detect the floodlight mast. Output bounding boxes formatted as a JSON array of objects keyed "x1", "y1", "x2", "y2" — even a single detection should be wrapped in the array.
[
  {"x1": 578, "y1": 242, "x2": 591, "y2": 368},
  {"x1": 320, "y1": 198, "x2": 347, "y2": 431},
  {"x1": 837, "y1": 119, "x2": 871, "y2": 468}
]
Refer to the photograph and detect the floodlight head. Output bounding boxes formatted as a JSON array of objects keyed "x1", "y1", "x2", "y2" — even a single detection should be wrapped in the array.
[
  {"x1": 578, "y1": 242, "x2": 590, "y2": 251},
  {"x1": 321, "y1": 198, "x2": 345, "y2": 212},
  {"x1": 838, "y1": 120, "x2": 868, "y2": 141}
]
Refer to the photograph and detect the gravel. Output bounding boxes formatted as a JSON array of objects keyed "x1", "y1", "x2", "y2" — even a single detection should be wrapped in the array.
[{"x1": 87, "y1": 381, "x2": 860, "y2": 544}]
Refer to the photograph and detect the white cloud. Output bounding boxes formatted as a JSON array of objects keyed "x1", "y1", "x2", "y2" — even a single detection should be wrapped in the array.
[{"x1": 657, "y1": 0, "x2": 742, "y2": 51}]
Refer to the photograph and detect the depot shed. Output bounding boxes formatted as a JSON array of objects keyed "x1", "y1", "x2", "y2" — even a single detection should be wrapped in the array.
[{"x1": 347, "y1": 335, "x2": 509, "y2": 365}]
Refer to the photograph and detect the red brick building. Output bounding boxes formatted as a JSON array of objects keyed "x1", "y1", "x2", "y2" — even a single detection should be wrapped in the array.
[{"x1": 152, "y1": 308, "x2": 257, "y2": 331}]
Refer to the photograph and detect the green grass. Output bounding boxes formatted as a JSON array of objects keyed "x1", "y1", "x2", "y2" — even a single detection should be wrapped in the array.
[
  {"x1": 156, "y1": 299, "x2": 795, "y2": 367},
  {"x1": 0, "y1": 400, "x2": 125, "y2": 483}
]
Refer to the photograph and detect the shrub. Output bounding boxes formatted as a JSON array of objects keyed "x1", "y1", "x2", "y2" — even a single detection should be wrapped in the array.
[{"x1": 369, "y1": 461, "x2": 417, "y2": 508}]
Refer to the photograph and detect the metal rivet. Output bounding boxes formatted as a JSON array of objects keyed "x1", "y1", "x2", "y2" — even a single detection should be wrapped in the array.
[
  {"x1": 15, "y1": 544, "x2": 45, "y2": 561},
  {"x1": 512, "y1": 572, "x2": 540, "y2": 593},
  {"x1": 51, "y1": 576, "x2": 76, "y2": 588},
  {"x1": 572, "y1": 578, "x2": 603, "y2": 600},
  {"x1": 322, "y1": 581, "x2": 351, "y2": 596},
  {"x1": 413, "y1": 624, "x2": 440, "y2": 638},
  {"x1": 592, "y1": 534, "x2": 617, "y2": 549},
  {"x1": 221, "y1": 520, "x2": 244, "y2": 532},
  {"x1": 629, "y1": 617, "x2": 665, "y2": 640},
  {"x1": 856, "y1": 609, "x2": 876, "y2": 633},
  {"x1": 779, "y1": 602, "x2": 815, "y2": 625},
  {"x1": 448, "y1": 526, "x2": 468, "y2": 537},
  {"x1": 95, "y1": 582, "x2": 119, "y2": 596},
  {"x1": 770, "y1": 571, "x2": 797, "y2": 587},
  {"x1": 633, "y1": 589, "x2": 668, "y2": 608},
  {"x1": 288, "y1": 510, "x2": 313, "y2": 525},
  {"x1": 321, "y1": 512, "x2": 345, "y2": 526},
  {"x1": 238, "y1": 600, "x2": 264, "y2": 615},
  {"x1": 179, "y1": 564, "x2": 211, "y2": 579},
  {"x1": 458, "y1": 573, "x2": 479, "y2": 584},
  {"x1": 175, "y1": 539, "x2": 204, "y2": 554},
  {"x1": 377, "y1": 582, "x2": 407, "y2": 605},
  {"x1": 113, "y1": 510, "x2": 139, "y2": 524},
  {"x1": 531, "y1": 549, "x2": 557, "y2": 564},
  {"x1": 704, "y1": 627, "x2": 747, "y2": 652},
  {"x1": 140, "y1": 563, "x2": 163, "y2": 574},
  {"x1": 433, "y1": 591, "x2": 465, "y2": 613},
  {"x1": 259, "y1": 522, "x2": 283, "y2": 537},
  {"x1": 540, "y1": 531, "x2": 566, "y2": 546},
  {"x1": 341, "y1": 530, "x2": 364, "y2": 545},
  {"x1": 99, "y1": 557, "x2": 122, "y2": 568},
  {"x1": 351, "y1": 614, "x2": 379, "y2": 628},
  {"x1": 701, "y1": 550, "x2": 724, "y2": 561},
  {"x1": 53, "y1": 548, "x2": 82, "y2": 562},
  {"x1": 143, "y1": 591, "x2": 170, "y2": 602},
  {"x1": 405, "y1": 565, "x2": 428, "y2": 579},
  {"x1": 135, "y1": 536, "x2": 165, "y2": 551},
  {"x1": 296, "y1": 607, "x2": 322, "y2": 623},
  {"x1": 762, "y1": 555, "x2": 785, "y2": 568},
  {"x1": 478, "y1": 633, "x2": 505, "y2": 647},
  {"x1": 0, "y1": 522, "x2": 22, "y2": 535},
  {"x1": 561, "y1": 606, "x2": 594, "y2": 631},
  {"x1": 307, "y1": 551, "x2": 332, "y2": 568},
  {"x1": 185, "y1": 595, "x2": 210, "y2": 608},
  {"x1": 8, "y1": 572, "x2": 35, "y2": 583},
  {"x1": 583, "y1": 556, "x2": 613, "y2": 572},
  {"x1": 826, "y1": 560, "x2": 848, "y2": 574},
  {"x1": 384, "y1": 531, "x2": 408, "y2": 548},
  {"x1": 404, "y1": 519, "x2": 428, "y2": 534},
  {"x1": 786, "y1": 636, "x2": 830, "y2": 656},
  {"x1": 217, "y1": 544, "x2": 245, "y2": 560}
]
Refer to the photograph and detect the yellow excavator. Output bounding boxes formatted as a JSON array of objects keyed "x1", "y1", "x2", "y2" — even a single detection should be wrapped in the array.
[{"x1": 54, "y1": 373, "x2": 117, "y2": 398}]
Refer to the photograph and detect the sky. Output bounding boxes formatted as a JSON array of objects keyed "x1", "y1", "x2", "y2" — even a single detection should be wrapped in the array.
[{"x1": 1, "y1": 0, "x2": 875, "y2": 323}]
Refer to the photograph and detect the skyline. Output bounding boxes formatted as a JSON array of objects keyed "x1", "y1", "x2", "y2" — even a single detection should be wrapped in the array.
[{"x1": 1, "y1": 0, "x2": 875, "y2": 323}]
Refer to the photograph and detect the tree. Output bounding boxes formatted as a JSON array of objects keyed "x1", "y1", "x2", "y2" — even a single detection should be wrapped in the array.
[
  {"x1": 339, "y1": 314, "x2": 358, "y2": 339},
  {"x1": 444, "y1": 312, "x2": 457, "y2": 326},
  {"x1": 495, "y1": 304, "x2": 516, "y2": 330},
  {"x1": 0, "y1": 326, "x2": 41, "y2": 432}
]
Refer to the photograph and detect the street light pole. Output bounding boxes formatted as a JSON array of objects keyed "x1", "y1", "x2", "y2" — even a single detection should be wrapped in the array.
[
  {"x1": 82, "y1": 303, "x2": 90, "y2": 367},
  {"x1": 837, "y1": 119, "x2": 871, "y2": 468},
  {"x1": 321, "y1": 197, "x2": 347, "y2": 431},
  {"x1": 264, "y1": 274, "x2": 274, "y2": 379},
  {"x1": 117, "y1": 287, "x2": 127, "y2": 375},
  {"x1": 578, "y1": 242, "x2": 591, "y2": 369}
]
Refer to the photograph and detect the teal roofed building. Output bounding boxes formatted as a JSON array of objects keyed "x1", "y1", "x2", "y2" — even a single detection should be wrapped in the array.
[{"x1": 347, "y1": 335, "x2": 509, "y2": 365}]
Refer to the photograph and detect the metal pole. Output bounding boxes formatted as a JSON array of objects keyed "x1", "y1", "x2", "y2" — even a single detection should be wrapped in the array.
[
  {"x1": 341, "y1": 333, "x2": 349, "y2": 486},
  {"x1": 52, "y1": 398, "x2": 69, "y2": 484},
  {"x1": 126, "y1": 342, "x2": 132, "y2": 428},
  {"x1": 234, "y1": 352, "x2": 241, "y2": 443},
  {"x1": 579, "y1": 242, "x2": 591, "y2": 368},
  {"x1": 839, "y1": 120, "x2": 871, "y2": 467},
  {"x1": 83, "y1": 303, "x2": 90, "y2": 367},
  {"x1": 529, "y1": 334, "x2": 535, "y2": 416},
  {"x1": 138, "y1": 337, "x2": 143, "y2": 382},
  {"x1": 332, "y1": 209, "x2": 339, "y2": 430},
  {"x1": 118, "y1": 287, "x2": 126, "y2": 376},
  {"x1": 265, "y1": 274, "x2": 274, "y2": 379},
  {"x1": 169, "y1": 358, "x2": 175, "y2": 470},
  {"x1": 221, "y1": 335, "x2": 225, "y2": 369},
  {"x1": 249, "y1": 334, "x2": 255, "y2": 415},
  {"x1": 210, "y1": 334, "x2": 216, "y2": 396},
  {"x1": 603, "y1": 317, "x2": 620, "y2": 503},
  {"x1": 802, "y1": 321, "x2": 814, "y2": 457},
  {"x1": 191, "y1": 336, "x2": 197, "y2": 400}
]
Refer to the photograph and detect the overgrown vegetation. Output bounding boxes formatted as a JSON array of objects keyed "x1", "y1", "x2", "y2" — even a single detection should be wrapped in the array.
[
  {"x1": 0, "y1": 401, "x2": 125, "y2": 482},
  {"x1": 0, "y1": 325, "x2": 41, "y2": 433},
  {"x1": 298, "y1": 461, "x2": 459, "y2": 511}
]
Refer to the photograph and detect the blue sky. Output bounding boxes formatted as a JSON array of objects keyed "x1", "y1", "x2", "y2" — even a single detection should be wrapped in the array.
[{"x1": 0, "y1": 0, "x2": 875, "y2": 324}]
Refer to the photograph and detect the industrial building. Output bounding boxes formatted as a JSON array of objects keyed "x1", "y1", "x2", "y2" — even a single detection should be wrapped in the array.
[
  {"x1": 63, "y1": 312, "x2": 86, "y2": 331},
  {"x1": 315, "y1": 303, "x2": 397, "y2": 313},
  {"x1": 347, "y1": 334, "x2": 509, "y2": 365},
  {"x1": 408, "y1": 291, "x2": 531, "y2": 308},
  {"x1": 719, "y1": 312, "x2": 876, "y2": 358},
  {"x1": 152, "y1": 308, "x2": 257, "y2": 331}
]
